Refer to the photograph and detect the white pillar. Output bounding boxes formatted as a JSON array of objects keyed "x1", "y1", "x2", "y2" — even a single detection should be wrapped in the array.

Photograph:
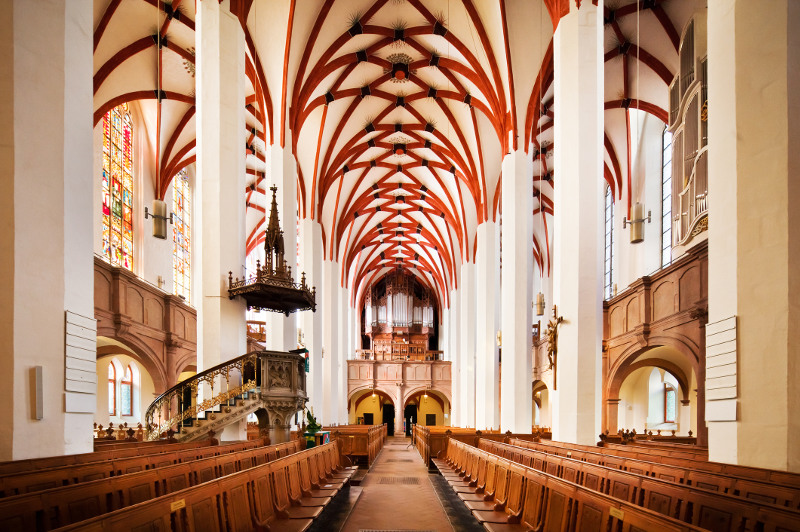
[
  {"x1": 475, "y1": 222, "x2": 500, "y2": 430},
  {"x1": 459, "y1": 261, "x2": 476, "y2": 428},
  {"x1": 0, "y1": 0, "x2": 95, "y2": 459},
  {"x1": 265, "y1": 144, "x2": 298, "y2": 351},
  {"x1": 338, "y1": 283, "x2": 349, "y2": 423},
  {"x1": 298, "y1": 218, "x2": 323, "y2": 414},
  {"x1": 196, "y1": 0, "x2": 247, "y2": 372},
  {"x1": 551, "y1": 1, "x2": 604, "y2": 445},
  {"x1": 500, "y1": 149, "x2": 534, "y2": 433},
  {"x1": 448, "y1": 288, "x2": 461, "y2": 426},
  {"x1": 321, "y1": 260, "x2": 339, "y2": 425},
  {"x1": 679, "y1": 400, "x2": 691, "y2": 437},
  {"x1": 707, "y1": 0, "x2": 800, "y2": 471}
]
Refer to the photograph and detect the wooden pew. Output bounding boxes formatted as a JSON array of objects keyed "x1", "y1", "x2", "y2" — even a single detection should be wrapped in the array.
[
  {"x1": 0, "y1": 440, "x2": 219, "y2": 476},
  {"x1": 514, "y1": 437, "x2": 800, "y2": 490},
  {"x1": 437, "y1": 439, "x2": 708, "y2": 532},
  {"x1": 325, "y1": 424, "x2": 387, "y2": 467},
  {"x1": 508, "y1": 438, "x2": 800, "y2": 510},
  {"x1": 0, "y1": 440, "x2": 302, "y2": 531},
  {"x1": 52, "y1": 442, "x2": 348, "y2": 532},
  {"x1": 0, "y1": 440, "x2": 263, "y2": 498},
  {"x1": 478, "y1": 438, "x2": 800, "y2": 531}
]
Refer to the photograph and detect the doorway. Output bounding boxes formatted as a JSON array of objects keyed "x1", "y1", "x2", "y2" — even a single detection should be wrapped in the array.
[
  {"x1": 404, "y1": 404, "x2": 417, "y2": 436},
  {"x1": 382, "y1": 402, "x2": 395, "y2": 436}
]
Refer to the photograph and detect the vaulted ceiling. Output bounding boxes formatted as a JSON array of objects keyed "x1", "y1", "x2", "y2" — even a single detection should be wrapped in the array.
[{"x1": 93, "y1": 0, "x2": 701, "y2": 311}]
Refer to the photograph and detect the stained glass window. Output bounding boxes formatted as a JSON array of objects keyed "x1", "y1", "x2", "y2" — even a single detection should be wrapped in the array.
[
  {"x1": 665, "y1": 384, "x2": 677, "y2": 423},
  {"x1": 120, "y1": 365, "x2": 133, "y2": 416},
  {"x1": 108, "y1": 364, "x2": 116, "y2": 416},
  {"x1": 173, "y1": 170, "x2": 191, "y2": 303},
  {"x1": 102, "y1": 103, "x2": 134, "y2": 270}
]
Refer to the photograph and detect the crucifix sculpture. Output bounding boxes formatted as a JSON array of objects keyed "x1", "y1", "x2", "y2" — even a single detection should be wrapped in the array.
[{"x1": 545, "y1": 304, "x2": 564, "y2": 390}]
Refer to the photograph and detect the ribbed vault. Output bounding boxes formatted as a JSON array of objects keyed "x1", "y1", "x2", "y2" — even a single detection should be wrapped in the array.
[{"x1": 92, "y1": 0, "x2": 703, "y2": 312}]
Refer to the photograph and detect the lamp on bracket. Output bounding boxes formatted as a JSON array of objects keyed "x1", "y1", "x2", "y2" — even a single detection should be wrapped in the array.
[
  {"x1": 144, "y1": 200, "x2": 174, "y2": 239},
  {"x1": 623, "y1": 202, "x2": 651, "y2": 243},
  {"x1": 535, "y1": 292, "x2": 546, "y2": 316}
]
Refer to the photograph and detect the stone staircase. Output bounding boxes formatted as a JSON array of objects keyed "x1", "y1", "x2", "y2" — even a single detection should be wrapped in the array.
[{"x1": 145, "y1": 349, "x2": 308, "y2": 442}]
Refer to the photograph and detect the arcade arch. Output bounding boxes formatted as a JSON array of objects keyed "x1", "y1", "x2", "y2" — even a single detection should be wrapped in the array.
[
  {"x1": 607, "y1": 345, "x2": 698, "y2": 436},
  {"x1": 532, "y1": 380, "x2": 551, "y2": 429}
]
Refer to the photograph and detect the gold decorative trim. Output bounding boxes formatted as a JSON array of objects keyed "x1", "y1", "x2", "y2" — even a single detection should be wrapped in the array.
[{"x1": 690, "y1": 215, "x2": 708, "y2": 237}]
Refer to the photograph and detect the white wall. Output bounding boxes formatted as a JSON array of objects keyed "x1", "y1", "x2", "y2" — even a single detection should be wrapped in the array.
[
  {"x1": 612, "y1": 111, "x2": 668, "y2": 295},
  {"x1": 618, "y1": 366, "x2": 682, "y2": 434}
]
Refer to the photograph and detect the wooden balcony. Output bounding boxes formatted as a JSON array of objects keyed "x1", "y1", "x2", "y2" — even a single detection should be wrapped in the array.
[{"x1": 355, "y1": 347, "x2": 444, "y2": 362}]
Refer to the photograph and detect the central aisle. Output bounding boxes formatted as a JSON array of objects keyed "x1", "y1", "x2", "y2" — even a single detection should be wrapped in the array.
[{"x1": 341, "y1": 435, "x2": 455, "y2": 532}]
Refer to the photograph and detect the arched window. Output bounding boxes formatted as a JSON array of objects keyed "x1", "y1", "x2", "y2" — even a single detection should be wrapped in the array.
[
  {"x1": 173, "y1": 170, "x2": 191, "y2": 302},
  {"x1": 604, "y1": 185, "x2": 614, "y2": 299},
  {"x1": 102, "y1": 103, "x2": 134, "y2": 271},
  {"x1": 107, "y1": 363, "x2": 116, "y2": 416},
  {"x1": 120, "y1": 365, "x2": 133, "y2": 416},
  {"x1": 664, "y1": 384, "x2": 677, "y2": 423}
]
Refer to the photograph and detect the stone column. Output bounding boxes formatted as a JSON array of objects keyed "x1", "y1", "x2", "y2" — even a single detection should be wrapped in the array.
[
  {"x1": 0, "y1": 0, "x2": 95, "y2": 458},
  {"x1": 298, "y1": 218, "x2": 323, "y2": 414},
  {"x1": 605, "y1": 398, "x2": 620, "y2": 435},
  {"x1": 448, "y1": 288, "x2": 461, "y2": 426},
  {"x1": 679, "y1": 399, "x2": 692, "y2": 437},
  {"x1": 321, "y1": 259, "x2": 339, "y2": 425},
  {"x1": 500, "y1": 149, "x2": 534, "y2": 433},
  {"x1": 264, "y1": 143, "x2": 298, "y2": 351},
  {"x1": 196, "y1": 0, "x2": 247, "y2": 376},
  {"x1": 338, "y1": 281, "x2": 350, "y2": 423},
  {"x1": 707, "y1": 0, "x2": 799, "y2": 471},
  {"x1": 475, "y1": 221, "x2": 501, "y2": 430},
  {"x1": 459, "y1": 261, "x2": 476, "y2": 427},
  {"x1": 551, "y1": 1, "x2": 604, "y2": 445}
]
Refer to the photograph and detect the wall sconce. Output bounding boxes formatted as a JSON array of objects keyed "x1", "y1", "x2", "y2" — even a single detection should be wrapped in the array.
[
  {"x1": 496, "y1": 330, "x2": 502, "y2": 347},
  {"x1": 623, "y1": 202, "x2": 651, "y2": 243},
  {"x1": 535, "y1": 292, "x2": 546, "y2": 316},
  {"x1": 144, "y1": 199, "x2": 174, "y2": 239}
]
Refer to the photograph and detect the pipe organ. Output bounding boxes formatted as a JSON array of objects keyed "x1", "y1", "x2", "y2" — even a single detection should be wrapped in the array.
[{"x1": 362, "y1": 269, "x2": 437, "y2": 360}]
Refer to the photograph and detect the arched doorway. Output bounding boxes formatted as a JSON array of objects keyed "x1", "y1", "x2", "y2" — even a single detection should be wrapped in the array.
[
  {"x1": 403, "y1": 389, "x2": 450, "y2": 432},
  {"x1": 403, "y1": 403, "x2": 417, "y2": 436},
  {"x1": 383, "y1": 403, "x2": 396, "y2": 436},
  {"x1": 348, "y1": 388, "x2": 395, "y2": 430}
]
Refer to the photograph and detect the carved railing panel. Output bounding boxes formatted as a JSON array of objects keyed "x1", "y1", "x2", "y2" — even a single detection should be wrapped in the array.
[
  {"x1": 600, "y1": 241, "x2": 708, "y2": 438},
  {"x1": 94, "y1": 256, "x2": 197, "y2": 391}
]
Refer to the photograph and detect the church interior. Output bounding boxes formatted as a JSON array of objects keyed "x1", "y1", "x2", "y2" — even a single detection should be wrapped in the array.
[{"x1": 1, "y1": 0, "x2": 799, "y2": 530}]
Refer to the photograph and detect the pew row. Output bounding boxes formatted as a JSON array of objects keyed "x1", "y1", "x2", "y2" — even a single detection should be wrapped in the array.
[
  {"x1": 0, "y1": 440, "x2": 303, "y2": 531},
  {"x1": 325, "y1": 424, "x2": 387, "y2": 467},
  {"x1": 0, "y1": 440, "x2": 264, "y2": 498},
  {"x1": 434, "y1": 439, "x2": 709, "y2": 532},
  {"x1": 514, "y1": 438, "x2": 800, "y2": 489},
  {"x1": 411, "y1": 425, "x2": 525, "y2": 470},
  {"x1": 52, "y1": 442, "x2": 357, "y2": 532},
  {"x1": 475, "y1": 438, "x2": 800, "y2": 531},
  {"x1": 508, "y1": 438, "x2": 800, "y2": 509},
  {"x1": 0, "y1": 440, "x2": 219, "y2": 476}
]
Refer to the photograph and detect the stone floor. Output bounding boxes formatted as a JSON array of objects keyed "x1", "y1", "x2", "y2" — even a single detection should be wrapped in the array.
[{"x1": 333, "y1": 435, "x2": 482, "y2": 532}]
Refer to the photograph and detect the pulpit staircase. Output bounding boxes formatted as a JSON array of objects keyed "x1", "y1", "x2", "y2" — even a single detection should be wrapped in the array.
[{"x1": 144, "y1": 349, "x2": 308, "y2": 442}]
